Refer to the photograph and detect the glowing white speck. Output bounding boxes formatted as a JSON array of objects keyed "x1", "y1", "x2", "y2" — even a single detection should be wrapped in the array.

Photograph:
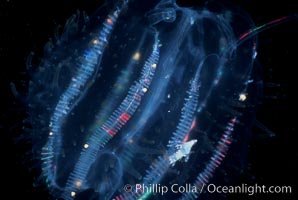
[
  {"x1": 133, "y1": 52, "x2": 141, "y2": 60},
  {"x1": 167, "y1": 94, "x2": 171, "y2": 98},
  {"x1": 49, "y1": 132, "x2": 53, "y2": 136},
  {"x1": 253, "y1": 51, "x2": 257, "y2": 59},
  {"x1": 84, "y1": 144, "x2": 89, "y2": 149},
  {"x1": 71, "y1": 192, "x2": 76, "y2": 197},
  {"x1": 239, "y1": 93, "x2": 247, "y2": 101},
  {"x1": 92, "y1": 39, "x2": 99, "y2": 45},
  {"x1": 151, "y1": 63, "x2": 157, "y2": 68},
  {"x1": 142, "y1": 88, "x2": 148, "y2": 93}
]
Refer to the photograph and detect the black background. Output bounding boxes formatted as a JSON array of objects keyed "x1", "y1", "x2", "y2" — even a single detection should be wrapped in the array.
[{"x1": 0, "y1": 0, "x2": 297, "y2": 199}]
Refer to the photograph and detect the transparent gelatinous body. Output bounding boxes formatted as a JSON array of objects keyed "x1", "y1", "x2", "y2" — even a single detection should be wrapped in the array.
[{"x1": 26, "y1": 0, "x2": 294, "y2": 199}]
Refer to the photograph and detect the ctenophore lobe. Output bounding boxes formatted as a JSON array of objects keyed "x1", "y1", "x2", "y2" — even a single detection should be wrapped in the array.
[{"x1": 27, "y1": 0, "x2": 270, "y2": 199}]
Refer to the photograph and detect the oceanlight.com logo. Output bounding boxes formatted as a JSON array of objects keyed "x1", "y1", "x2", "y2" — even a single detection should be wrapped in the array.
[{"x1": 207, "y1": 183, "x2": 292, "y2": 196}]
